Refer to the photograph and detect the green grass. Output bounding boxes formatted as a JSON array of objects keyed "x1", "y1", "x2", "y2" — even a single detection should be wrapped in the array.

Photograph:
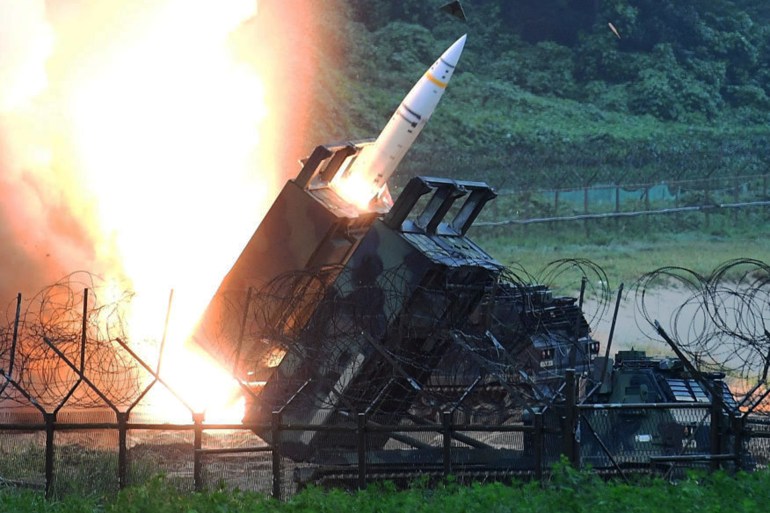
[
  {"x1": 473, "y1": 219, "x2": 770, "y2": 291},
  {"x1": 4, "y1": 466, "x2": 770, "y2": 513}
]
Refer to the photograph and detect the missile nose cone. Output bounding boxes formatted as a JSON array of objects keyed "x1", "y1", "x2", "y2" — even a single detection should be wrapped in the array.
[
  {"x1": 331, "y1": 33, "x2": 469, "y2": 208},
  {"x1": 442, "y1": 34, "x2": 467, "y2": 67}
]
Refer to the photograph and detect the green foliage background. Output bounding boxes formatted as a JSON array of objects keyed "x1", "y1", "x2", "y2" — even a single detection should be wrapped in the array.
[{"x1": 310, "y1": 0, "x2": 770, "y2": 192}]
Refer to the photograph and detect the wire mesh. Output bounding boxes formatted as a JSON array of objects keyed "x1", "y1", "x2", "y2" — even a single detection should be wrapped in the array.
[
  {"x1": 52, "y1": 429, "x2": 119, "y2": 497},
  {"x1": 0, "y1": 430, "x2": 45, "y2": 489},
  {"x1": 127, "y1": 429, "x2": 195, "y2": 491},
  {"x1": 198, "y1": 429, "x2": 272, "y2": 493}
]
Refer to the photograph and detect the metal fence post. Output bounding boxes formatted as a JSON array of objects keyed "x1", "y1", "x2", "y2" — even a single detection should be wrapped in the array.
[
  {"x1": 583, "y1": 187, "x2": 590, "y2": 237},
  {"x1": 44, "y1": 412, "x2": 56, "y2": 499},
  {"x1": 674, "y1": 180, "x2": 680, "y2": 208},
  {"x1": 710, "y1": 391, "x2": 723, "y2": 472},
  {"x1": 442, "y1": 411, "x2": 452, "y2": 476},
  {"x1": 357, "y1": 412, "x2": 367, "y2": 490},
  {"x1": 534, "y1": 411, "x2": 543, "y2": 483},
  {"x1": 762, "y1": 173, "x2": 769, "y2": 218},
  {"x1": 552, "y1": 189, "x2": 560, "y2": 232},
  {"x1": 271, "y1": 411, "x2": 282, "y2": 500},
  {"x1": 563, "y1": 369, "x2": 578, "y2": 466},
  {"x1": 733, "y1": 414, "x2": 744, "y2": 472},
  {"x1": 117, "y1": 411, "x2": 129, "y2": 489},
  {"x1": 704, "y1": 182, "x2": 711, "y2": 229},
  {"x1": 193, "y1": 412, "x2": 205, "y2": 491},
  {"x1": 644, "y1": 185, "x2": 650, "y2": 211},
  {"x1": 643, "y1": 185, "x2": 650, "y2": 231}
]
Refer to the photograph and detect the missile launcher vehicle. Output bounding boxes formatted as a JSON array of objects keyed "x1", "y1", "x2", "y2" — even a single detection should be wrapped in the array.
[
  {"x1": 190, "y1": 140, "x2": 600, "y2": 467},
  {"x1": 186, "y1": 33, "x2": 747, "y2": 480},
  {"x1": 187, "y1": 36, "x2": 601, "y2": 467}
]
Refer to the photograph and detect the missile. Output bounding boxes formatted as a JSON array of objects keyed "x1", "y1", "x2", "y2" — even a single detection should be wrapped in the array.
[{"x1": 333, "y1": 34, "x2": 467, "y2": 207}]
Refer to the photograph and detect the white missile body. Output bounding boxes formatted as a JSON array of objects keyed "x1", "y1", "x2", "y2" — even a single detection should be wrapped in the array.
[{"x1": 335, "y1": 34, "x2": 467, "y2": 206}]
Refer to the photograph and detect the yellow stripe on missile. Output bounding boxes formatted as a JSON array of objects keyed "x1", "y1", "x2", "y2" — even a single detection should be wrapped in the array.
[{"x1": 424, "y1": 71, "x2": 448, "y2": 89}]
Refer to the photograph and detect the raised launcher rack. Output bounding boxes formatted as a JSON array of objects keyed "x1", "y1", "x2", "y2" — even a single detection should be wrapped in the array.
[
  {"x1": 244, "y1": 173, "x2": 505, "y2": 460},
  {"x1": 190, "y1": 141, "x2": 383, "y2": 377}
]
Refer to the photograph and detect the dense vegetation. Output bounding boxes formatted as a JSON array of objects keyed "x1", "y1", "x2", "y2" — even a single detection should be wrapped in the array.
[
  {"x1": 310, "y1": 0, "x2": 770, "y2": 191},
  {"x1": 4, "y1": 467, "x2": 770, "y2": 512}
]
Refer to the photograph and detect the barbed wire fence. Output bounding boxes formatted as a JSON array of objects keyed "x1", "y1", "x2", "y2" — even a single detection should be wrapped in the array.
[
  {"x1": 633, "y1": 259, "x2": 770, "y2": 385},
  {"x1": 240, "y1": 259, "x2": 610, "y2": 426},
  {"x1": 1, "y1": 256, "x2": 770, "y2": 498}
]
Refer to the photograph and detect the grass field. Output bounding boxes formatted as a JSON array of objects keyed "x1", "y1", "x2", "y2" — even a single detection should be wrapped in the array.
[{"x1": 474, "y1": 221, "x2": 770, "y2": 291}]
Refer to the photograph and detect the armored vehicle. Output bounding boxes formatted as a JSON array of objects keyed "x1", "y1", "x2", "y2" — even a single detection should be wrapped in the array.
[{"x1": 579, "y1": 350, "x2": 743, "y2": 471}]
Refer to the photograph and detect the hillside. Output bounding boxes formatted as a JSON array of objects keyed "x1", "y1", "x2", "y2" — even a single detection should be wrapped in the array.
[{"x1": 307, "y1": 0, "x2": 770, "y2": 191}]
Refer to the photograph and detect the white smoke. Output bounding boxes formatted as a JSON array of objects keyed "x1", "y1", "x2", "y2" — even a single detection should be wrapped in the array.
[{"x1": 0, "y1": 0, "x2": 331, "y2": 309}]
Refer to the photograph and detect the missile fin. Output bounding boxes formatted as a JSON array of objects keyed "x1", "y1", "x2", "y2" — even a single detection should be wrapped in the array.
[{"x1": 440, "y1": 1, "x2": 467, "y2": 22}]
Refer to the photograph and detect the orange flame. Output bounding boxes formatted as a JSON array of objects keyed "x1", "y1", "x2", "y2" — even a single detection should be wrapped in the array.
[
  {"x1": 61, "y1": 1, "x2": 268, "y2": 422},
  {"x1": 0, "y1": 0, "x2": 335, "y2": 422}
]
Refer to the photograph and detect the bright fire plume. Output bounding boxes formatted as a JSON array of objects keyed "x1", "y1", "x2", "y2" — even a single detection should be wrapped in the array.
[{"x1": 0, "y1": 0, "x2": 331, "y2": 422}]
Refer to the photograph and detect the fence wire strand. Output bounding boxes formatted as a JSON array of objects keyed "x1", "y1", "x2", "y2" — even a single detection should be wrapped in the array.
[
  {"x1": 634, "y1": 258, "x2": 770, "y2": 386},
  {"x1": 1, "y1": 272, "x2": 151, "y2": 410}
]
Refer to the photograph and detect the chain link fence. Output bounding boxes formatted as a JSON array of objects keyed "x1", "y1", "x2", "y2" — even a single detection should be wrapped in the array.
[
  {"x1": 473, "y1": 173, "x2": 770, "y2": 228},
  {"x1": 2, "y1": 365, "x2": 769, "y2": 499}
]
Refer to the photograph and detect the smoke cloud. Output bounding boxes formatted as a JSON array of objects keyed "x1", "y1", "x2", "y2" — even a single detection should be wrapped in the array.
[{"x1": 0, "y1": 0, "x2": 90, "y2": 299}]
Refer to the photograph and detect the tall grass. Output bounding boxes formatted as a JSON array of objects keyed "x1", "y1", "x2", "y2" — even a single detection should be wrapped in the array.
[{"x1": 3, "y1": 466, "x2": 770, "y2": 513}]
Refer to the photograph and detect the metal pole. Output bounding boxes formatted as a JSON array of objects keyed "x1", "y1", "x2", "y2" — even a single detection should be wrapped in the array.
[
  {"x1": 553, "y1": 189, "x2": 560, "y2": 232},
  {"x1": 357, "y1": 413, "x2": 367, "y2": 490},
  {"x1": 44, "y1": 412, "x2": 56, "y2": 499},
  {"x1": 644, "y1": 185, "x2": 650, "y2": 211},
  {"x1": 733, "y1": 415, "x2": 744, "y2": 471},
  {"x1": 118, "y1": 412, "x2": 129, "y2": 489},
  {"x1": 157, "y1": 290, "x2": 174, "y2": 375},
  {"x1": 600, "y1": 284, "x2": 625, "y2": 382},
  {"x1": 47, "y1": 290, "x2": 90, "y2": 418},
  {"x1": 710, "y1": 391, "x2": 723, "y2": 472},
  {"x1": 579, "y1": 413, "x2": 629, "y2": 483},
  {"x1": 80, "y1": 289, "x2": 88, "y2": 373},
  {"x1": 271, "y1": 411, "x2": 282, "y2": 500},
  {"x1": 563, "y1": 369, "x2": 577, "y2": 466},
  {"x1": 674, "y1": 180, "x2": 680, "y2": 208},
  {"x1": 654, "y1": 322, "x2": 722, "y2": 405},
  {"x1": 193, "y1": 412, "x2": 205, "y2": 491},
  {"x1": 442, "y1": 411, "x2": 452, "y2": 476},
  {"x1": 583, "y1": 186, "x2": 590, "y2": 237},
  {"x1": 114, "y1": 337, "x2": 196, "y2": 413},
  {"x1": 570, "y1": 277, "x2": 587, "y2": 369},
  {"x1": 534, "y1": 412, "x2": 543, "y2": 482},
  {"x1": 0, "y1": 293, "x2": 22, "y2": 398},
  {"x1": 9, "y1": 293, "x2": 21, "y2": 373}
]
